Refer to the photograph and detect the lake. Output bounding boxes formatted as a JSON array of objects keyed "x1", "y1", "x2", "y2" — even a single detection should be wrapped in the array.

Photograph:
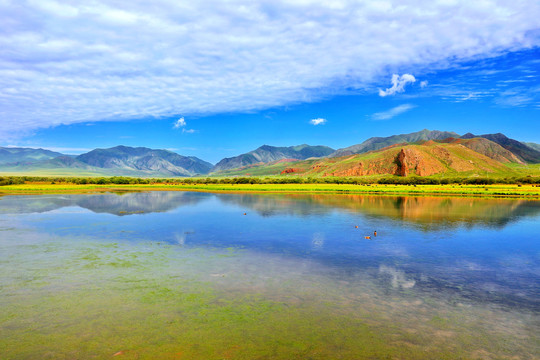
[{"x1": 0, "y1": 191, "x2": 538, "y2": 359}]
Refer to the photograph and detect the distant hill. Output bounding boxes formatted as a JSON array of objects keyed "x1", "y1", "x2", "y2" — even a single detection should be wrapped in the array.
[
  {"x1": 437, "y1": 137, "x2": 524, "y2": 164},
  {"x1": 76, "y1": 146, "x2": 213, "y2": 176},
  {"x1": 0, "y1": 145, "x2": 213, "y2": 177},
  {"x1": 330, "y1": 129, "x2": 459, "y2": 157},
  {"x1": 461, "y1": 133, "x2": 540, "y2": 163},
  {"x1": 0, "y1": 147, "x2": 65, "y2": 164},
  {"x1": 212, "y1": 144, "x2": 335, "y2": 173},
  {"x1": 524, "y1": 142, "x2": 540, "y2": 152}
]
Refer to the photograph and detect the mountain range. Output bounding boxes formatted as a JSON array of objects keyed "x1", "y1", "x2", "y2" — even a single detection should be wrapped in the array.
[
  {"x1": 0, "y1": 147, "x2": 64, "y2": 164},
  {"x1": 212, "y1": 144, "x2": 335, "y2": 172},
  {"x1": 328, "y1": 129, "x2": 460, "y2": 158},
  {"x1": 1, "y1": 129, "x2": 539, "y2": 178},
  {"x1": 0, "y1": 145, "x2": 212, "y2": 177}
]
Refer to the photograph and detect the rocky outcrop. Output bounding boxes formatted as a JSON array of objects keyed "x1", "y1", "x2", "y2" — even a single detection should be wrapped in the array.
[
  {"x1": 396, "y1": 149, "x2": 409, "y2": 176},
  {"x1": 394, "y1": 148, "x2": 448, "y2": 176},
  {"x1": 281, "y1": 168, "x2": 300, "y2": 174}
]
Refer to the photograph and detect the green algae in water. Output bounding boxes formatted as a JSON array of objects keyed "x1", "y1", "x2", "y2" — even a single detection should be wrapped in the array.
[{"x1": 0, "y1": 234, "x2": 537, "y2": 360}]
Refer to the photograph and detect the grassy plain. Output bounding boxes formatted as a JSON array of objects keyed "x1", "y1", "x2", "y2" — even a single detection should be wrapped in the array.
[{"x1": 1, "y1": 182, "x2": 540, "y2": 198}]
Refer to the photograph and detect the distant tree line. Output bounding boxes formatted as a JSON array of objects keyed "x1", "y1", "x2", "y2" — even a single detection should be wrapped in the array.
[
  {"x1": 1, "y1": 175, "x2": 539, "y2": 186},
  {"x1": 0, "y1": 176, "x2": 26, "y2": 186}
]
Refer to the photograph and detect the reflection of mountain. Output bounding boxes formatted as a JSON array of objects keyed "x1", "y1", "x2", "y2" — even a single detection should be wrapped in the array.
[
  {"x1": 216, "y1": 193, "x2": 540, "y2": 229},
  {"x1": 2, "y1": 191, "x2": 538, "y2": 228},
  {"x1": 310, "y1": 194, "x2": 540, "y2": 229},
  {"x1": 215, "y1": 193, "x2": 333, "y2": 217},
  {"x1": 0, "y1": 195, "x2": 75, "y2": 214},
  {"x1": 75, "y1": 192, "x2": 208, "y2": 215},
  {"x1": 0, "y1": 192, "x2": 210, "y2": 216}
]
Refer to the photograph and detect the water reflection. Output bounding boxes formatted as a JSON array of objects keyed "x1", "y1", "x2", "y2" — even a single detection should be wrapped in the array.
[
  {"x1": 0, "y1": 191, "x2": 209, "y2": 215},
  {"x1": 379, "y1": 265, "x2": 416, "y2": 289},
  {"x1": 1, "y1": 191, "x2": 538, "y2": 313},
  {"x1": 218, "y1": 193, "x2": 540, "y2": 229},
  {"x1": 1, "y1": 192, "x2": 539, "y2": 229},
  {"x1": 1, "y1": 191, "x2": 539, "y2": 359}
]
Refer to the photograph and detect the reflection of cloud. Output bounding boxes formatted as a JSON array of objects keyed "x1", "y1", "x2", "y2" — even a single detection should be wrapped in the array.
[
  {"x1": 379, "y1": 265, "x2": 415, "y2": 289},
  {"x1": 457, "y1": 260, "x2": 484, "y2": 271},
  {"x1": 311, "y1": 232, "x2": 324, "y2": 250},
  {"x1": 174, "y1": 232, "x2": 186, "y2": 246},
  {"x1": 174, "y1": 230, "x2": 196, "y2": 246}
]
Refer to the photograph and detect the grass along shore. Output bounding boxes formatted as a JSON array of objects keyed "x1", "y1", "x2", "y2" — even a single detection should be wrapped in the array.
[{"x1": 1, "y1": 182, "x2": 539, "y2": 198}]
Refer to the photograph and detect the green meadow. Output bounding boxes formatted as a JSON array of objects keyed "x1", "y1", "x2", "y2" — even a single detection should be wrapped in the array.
[{"x1": 1, "y1": 180, "x2": 539, "y2": 198}]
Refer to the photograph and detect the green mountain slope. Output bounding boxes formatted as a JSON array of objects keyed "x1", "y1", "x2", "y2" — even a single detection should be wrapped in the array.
[{"x1": 311, "y1": 141, "x2": 519, "y2": 177}]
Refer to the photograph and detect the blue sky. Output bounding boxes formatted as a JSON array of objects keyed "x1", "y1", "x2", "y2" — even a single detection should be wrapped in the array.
[{"x1": 1, "y1": 1, "x2": 539, "y2": 164}]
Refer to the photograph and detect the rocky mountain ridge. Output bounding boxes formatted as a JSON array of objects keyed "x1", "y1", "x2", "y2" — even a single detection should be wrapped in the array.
[{"x1": 212, "y1": 144, "x2": 335, "y2": 172}]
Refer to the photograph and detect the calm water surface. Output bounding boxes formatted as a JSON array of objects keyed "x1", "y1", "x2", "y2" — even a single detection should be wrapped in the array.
[{"x1": 0, "y1": 192, "x2": 538, "y2": 359}]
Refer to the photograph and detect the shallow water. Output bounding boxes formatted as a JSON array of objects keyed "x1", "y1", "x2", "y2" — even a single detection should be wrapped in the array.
[{"x1": 0, "y1": 192, "x2": 538, "y2": 359}]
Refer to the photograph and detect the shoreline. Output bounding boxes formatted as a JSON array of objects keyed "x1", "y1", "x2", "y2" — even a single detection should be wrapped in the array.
[{"x1": 1, "y1": 183, "x2": 540, "y2": 199}]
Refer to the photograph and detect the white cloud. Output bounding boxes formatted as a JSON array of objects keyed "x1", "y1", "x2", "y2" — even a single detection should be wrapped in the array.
[
  {"x1": 455, "y1": 92, "x2": 486, "y2": 102},
  {"x1": 495, "y1": 89, "x2": 535, "y2": 107},
  {"x1": 173, "y1": 116, "x2": 196, "y2": 133},
  {"x1": 310, "y1": 118, "x2": 327, "y2": 125},
  {"x1": 1, "y1": 1, "x2": 540, "y2": 136},
  {"x1": 420, "y1": 80, "x2": 428, "y2": 88},
  {"x1": 372, "y1": 104, "x2": 416, "y2": 120},
  {"x1": 379, "y1": 74, "x2": 416, "y2": 97},
  {"x1": 173, "y1": 117, "x2": 186, "y2": 129}
]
